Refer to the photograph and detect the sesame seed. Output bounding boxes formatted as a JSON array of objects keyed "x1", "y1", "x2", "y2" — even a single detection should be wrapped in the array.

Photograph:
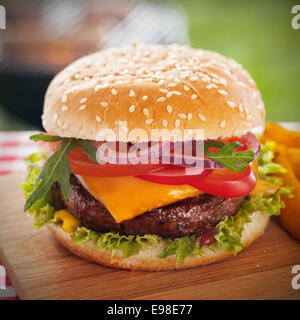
[
  {"x1": 206, "y1": 84, "x2": 215, "y2": 90},
  {"x1": 129, "y1": 105, "x2": 136, "y2": 112},
  {"x1": 94, "y1": 85, "x2": 101, "y2": 92},
  {"x1": 172, "y1": 91, "x2": 182, "y2": 96},
  {"x1": 220, "y1": 120, "x2": 226, "y2": 128},
  {"x1": 158, "y1": 80, "x2": 165, "y2": 85},
  {"x1": 239, "y1": 104, "x2": 243, "y2": 112},
  {"x1": 219, "y1": 78, "x2": 227, "y2": 86},
  {"x1": 226, "y1": 101, "x2": 236, "y2": 108},
  {"x1": 162, "y1": 120, "x2": 168, "y2": 127},
  {"x1": 61, "y1": 106, "x2": 69, "y2": 112},
  {"x1": 145, "y1": 118, "x2": 153, "y2": 124},
  {"x1": 166, "y1": 105, "x2": 173, "y2": 114},
  {"x1": 80, "y1": 97, "x2": 87, "y2": 104},
  {"x1": 84, "y1": 77, "x2": 91, "y2": 81},
  {"x1": 79, "y1": 105, "x2": 87, "y2": 111},
  {"x1": 168, "y1": 82, "x2": 177, "y2": 87},
  {"x1": 159, "y1": 88, "x2": 168, "y2": 93},
  {"x1": 183, "y1": 85, "x2": 190, "y2": 91},
  {"x1": 143, "y1": 108, "x2": 150, "y2": 117},
  {"x1": 142, "y1": 96, "x2": 148, "y2": 101},
  {"x1": 212, "y1": 78, "x2": 220, "y2": 84},
  {"x1": 175, "y1": 119, "x2": 180, "y2": 128},
  {"x1": 191, "y1": 94, "x2": 197, "y2": 100},
  {"x1": 100, "y1": 102, "x2": 108, "y2": 107},
  {"x1": 111, "y1": 88, "x2": 117, "y2": 95},
  {"x1": 218, "y1": 90, "x2": 227, "y2": 95},
  {"x1": 129, "y1": 89, "x2": 135, "y2": 97},
  {"x1": 166, "y1": 92, "x2": 173, "y2": 98},
  {"x1": 187, "y1": 113, "x2": 192, "y2": 121},
  {"x1": 157, "y1": 97, "x2": 166, "y2": 102},
  {"x1": 201, "y1": 77, "x2": 210, "y2": 83},
  {"x1": 190, "y1": 75, "x2": 198, "y2": 81},
  {"x1": 74, "y1": 73, "x2": 80, "y2": 79},
  {"x1": 238, "y1": 81, "x2": 247, "y2": 88},
  {"x1": 178, "y1": 113, "x2": 187, "y2": 119},
  {"x1": 96, "y1": 115, "x2": 102, "y2": 122},
  {"x1": 61, "y1": 95, "x2": 68, "y2": 103},
  {"x1": 198, "y1": 113, "x2": 206, "y2": 121}
]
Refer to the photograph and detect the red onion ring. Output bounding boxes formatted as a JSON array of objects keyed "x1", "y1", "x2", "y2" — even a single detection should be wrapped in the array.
[
  {"x1": 242, "y1": 132, "x2": 261, "y2": 159},
  {"x1": 96, "y1": 141, "x2": 173, "y2": 164},
  {"x1": 95, "y1": 132, "x2": 260, "y2": 168}
]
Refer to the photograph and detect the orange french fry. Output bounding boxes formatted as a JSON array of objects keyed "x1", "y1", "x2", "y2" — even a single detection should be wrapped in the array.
[
  {"x1": 286, "y1": 148, "x2": 300, "y2": 181},
  {"x1": 261, "y1": 122, "x2": 300, "y2": 148},
  {"x1": 275, "y1": 145, "x2": 300, "y2": 240}
]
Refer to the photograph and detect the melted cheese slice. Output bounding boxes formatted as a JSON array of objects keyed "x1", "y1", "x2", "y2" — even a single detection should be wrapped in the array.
[
  {"x1": 77, "y1": 175, "x2": 202, "y2": 223},
  {"x1": 55, "y1": 209, "x2": 80, "y2": 233},
  {"x1": 250, "y1": 178, "x2": 280, "y2": 197}
]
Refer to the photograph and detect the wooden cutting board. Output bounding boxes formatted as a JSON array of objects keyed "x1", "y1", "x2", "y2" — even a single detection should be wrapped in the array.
[{"x1": 0, "y1": 174, "x2": 299, "y2": 300}]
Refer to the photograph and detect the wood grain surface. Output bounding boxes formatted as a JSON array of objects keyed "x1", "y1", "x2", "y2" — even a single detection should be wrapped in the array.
[{"x1": 0, "y1": 174, "x2": 299, "y2": 300}]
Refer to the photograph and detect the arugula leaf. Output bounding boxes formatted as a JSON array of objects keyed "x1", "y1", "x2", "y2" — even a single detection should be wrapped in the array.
[
  {"x1": 202, "y1": 141, "x2": 255, "y2": 172},
  {"x1": 24, "y1": 133, "x2": 98, "y2": 211},
  {"x1": 75, "y1": 139, "x2": 98, "y2": 163}
]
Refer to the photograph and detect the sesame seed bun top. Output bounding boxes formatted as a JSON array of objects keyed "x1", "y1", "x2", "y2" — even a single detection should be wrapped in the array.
[{"x1": 42, "y1": 43, "x2": 265, "y2": 142}]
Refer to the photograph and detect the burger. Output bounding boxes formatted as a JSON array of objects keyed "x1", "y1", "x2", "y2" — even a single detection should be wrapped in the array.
[{"x1": 22, "y1": 43, "x2": 285, "y2": 271}]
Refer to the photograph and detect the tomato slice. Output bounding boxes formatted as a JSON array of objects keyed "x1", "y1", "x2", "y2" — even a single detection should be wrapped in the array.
[
  {"x1": 189, "y1": 165, "x2": 256, "y2": 198},
  {"x1": 46, "y1": 142, "x2": 165, "y2": 177},
  {"x1": 68, "y1": 148, "x2": 165, "y2": 177},
  {"x1": 138, "y1": 166, "x2": 212, "y2": 185}
]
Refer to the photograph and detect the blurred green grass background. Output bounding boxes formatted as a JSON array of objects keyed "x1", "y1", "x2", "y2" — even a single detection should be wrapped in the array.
[
  {"x1": 177, "y1": 0, "x2": 300, "y2": 122},
  {"x1": 0, "y1": 0, "x2": 299, "y2": 130}
]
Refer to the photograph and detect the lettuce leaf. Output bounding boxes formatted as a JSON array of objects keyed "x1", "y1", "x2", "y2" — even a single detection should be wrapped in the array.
[
  {"x1": 214, "y1": 191, "x2": 285, "y2": 255},
  {"x1": 157, "y1": 235, "x2": 197, "y2": 264},
  {"x1": 21, "y1": 152, "x2": 56, "y2": 228},
  {"x1": 258, "y1": 141, "x2": 287, "y2": 177},
  {"x1": 71, "y1": 228, "x2": 161, "y2": 259}
]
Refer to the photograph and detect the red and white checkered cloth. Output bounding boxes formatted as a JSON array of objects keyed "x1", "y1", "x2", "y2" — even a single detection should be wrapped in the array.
[{"x1": 0, "y1": 131, "x2": 40, "y2": 300}]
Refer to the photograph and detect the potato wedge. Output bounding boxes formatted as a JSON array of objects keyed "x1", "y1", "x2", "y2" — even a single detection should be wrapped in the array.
[
  {"x1": 275, "y1": 145, "x2": 300, "y2": 240},
  {"x1": 261, "y1": 122, "x2": 300, "y2": 148},
  {"x1": 286, "y1": 148, "x2": 300, "y2": 181}
]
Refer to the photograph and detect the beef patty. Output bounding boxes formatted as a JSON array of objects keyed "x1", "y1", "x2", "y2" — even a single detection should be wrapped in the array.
[{"x1": 52, "y1": 174, "x2": 244, "y2": 238}]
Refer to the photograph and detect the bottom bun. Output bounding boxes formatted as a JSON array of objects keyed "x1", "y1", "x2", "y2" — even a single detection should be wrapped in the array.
[{"x1": 46, "y1": 211, "x2": 270, "y2": 271}]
